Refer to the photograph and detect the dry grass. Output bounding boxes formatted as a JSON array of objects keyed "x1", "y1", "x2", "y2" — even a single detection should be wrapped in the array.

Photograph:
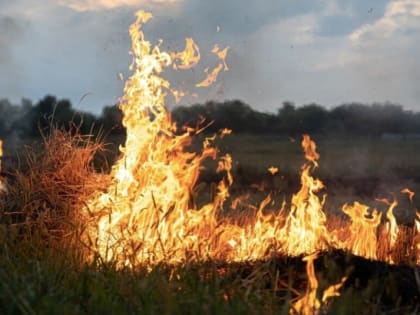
[
  {"x1": 0, "y1": 125, "x2": 110, "y2": 262},
  {"x1": 0, "y1": 129, "x2": 418, "y2": 314}
]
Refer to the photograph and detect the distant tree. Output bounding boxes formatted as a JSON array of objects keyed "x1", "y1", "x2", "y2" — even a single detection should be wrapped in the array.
[
  {"x1": 172, "y1": 100, "x2": 275, "y2": 134},
  {"x1": 13, "y1": 95, "x2": 100, "y2": 138},
  {"x1": 276, "y1": 101, "x2": 298, "y2": 135},
  {"x1": 2, "y1": 95, "x2": 420, "y2": 140},
  {"x1": 99, "y1": 105, "x2": 124, "y2": 135},
  {"x1": 295, "y1": 104, "x2": 328, "y2": 134}
]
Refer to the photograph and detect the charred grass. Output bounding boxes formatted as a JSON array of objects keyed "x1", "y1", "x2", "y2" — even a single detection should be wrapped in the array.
[{"x1": 0, "y1": 130, "x2": 419, "y2": 314}]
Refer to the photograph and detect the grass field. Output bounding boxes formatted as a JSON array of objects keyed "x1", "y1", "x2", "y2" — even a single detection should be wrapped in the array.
[
  {"x1": 215, "y1": 133, "x2": 420, "y2": 183},
  {"x1": 194, "y1": 133, "x2": 420, "y2": 222},
  {"x1": 0, "y1": 246, "x2": 418, "y2": 315},
  {"x1": 0, "y1": 131, "x2": 419, "y2": 314}
]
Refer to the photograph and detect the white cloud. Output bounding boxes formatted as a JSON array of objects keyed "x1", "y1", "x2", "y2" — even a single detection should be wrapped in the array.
[
  {"x1": 257, "y1": 14, "x2": 319, "y2": 46},
  {"x1": 350, "y1": 0, "x2": 420, "y2": 42},
  {"x1": 321, "y1": 0, "x2": 354, "y2": 17},
  {"x1": 59, "y1": 0, "x2": 181, "y2": 12}
]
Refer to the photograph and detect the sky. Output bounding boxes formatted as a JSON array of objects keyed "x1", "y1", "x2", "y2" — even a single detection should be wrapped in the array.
[{"x1": 0, "y1": 0, "x2": 420, "y2": 114}]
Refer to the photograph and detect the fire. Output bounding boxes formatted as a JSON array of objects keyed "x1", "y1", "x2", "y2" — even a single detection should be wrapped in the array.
[
  {"x1": 401, "y1": 188, "x2": 415, "y2": 203},
  {"x1": 290, "y1": 253, "x2": 346, "y2": 315},
  {"x1": 340, "y1": 202, "x2": 382, "y2": 260},
  {"x1": 268, "y1": 166, "x2": 279, "y2": 175},
  {"x1": 379, "y1": 198, "x2": 399, "y2": 262},
  {"x1": 196, "y1": 64, "x2": 225, "y2": 87},
  {"x1": 219, "y1": 128, "x2": 232, "y2": 137},
  {"x1": 170, "y1": 38, "x2": 200, "y2": 70},
  {"x1": 196, "y1": 44, "x2": 229, "y2": 87},
  {"x1": 279, "y1": 136, "x2": 328, "y2": 256},
  {"x1": 302, "y1": 134, "x2": 319, "y2": 168},
  {"x1": 211, "y1": 44, "x2": 230, "y2": 70},
  {"x1": 83, "y1": 10, "x2": 419, "y2": 269}
]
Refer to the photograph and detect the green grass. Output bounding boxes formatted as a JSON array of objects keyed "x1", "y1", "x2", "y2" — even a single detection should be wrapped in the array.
[
  {"x1": 213, "y1": 133, "x2": 420, "y2": 179},
  {"x1": 0, "y1": 243, "x2": 419, "y2": 315}
]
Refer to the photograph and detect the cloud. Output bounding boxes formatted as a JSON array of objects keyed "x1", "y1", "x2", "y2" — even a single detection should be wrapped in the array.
[
  {"x1": 0, "y1": 0, "x2": 419, "y2": 112},
  {"x1": 59, "y1": 0, "x2": 181, "y2": 12},
  {"x1": 350, "y1": 0, "x2": 420, "y2": 42}
]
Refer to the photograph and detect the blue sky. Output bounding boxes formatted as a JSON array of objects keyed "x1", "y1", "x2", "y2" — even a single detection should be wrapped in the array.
[{"x1": 1, "y1": 0, "x2": 419, "y2": 114}]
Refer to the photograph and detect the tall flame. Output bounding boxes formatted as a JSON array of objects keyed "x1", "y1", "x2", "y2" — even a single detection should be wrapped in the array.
[
  {"x1": 279, "y1": 136, "x2": 328, "y2": 256},
  {"x1": 340, "y1": 202, "x2": 382, "y2": 260},
  {"x1": 84, "y1": 10, "x2": 419, "y2": 269}
]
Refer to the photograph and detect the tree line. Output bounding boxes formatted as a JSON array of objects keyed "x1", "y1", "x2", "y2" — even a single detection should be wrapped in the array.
[
  {"x1": 1, "y1": 95, "x2": 420, "y2": 142},
  {"x1": 173, "y1": 100, "x2": 420, "y2": 136}
]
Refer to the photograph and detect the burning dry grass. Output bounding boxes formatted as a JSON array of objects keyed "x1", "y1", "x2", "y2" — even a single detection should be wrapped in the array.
[
  {"x1": 0, "y1": 126, "x2": 109, "y2": 261},
  {"x1": 0, "y1": 9, "x2": 419, "y2": 315},
  {"x1": 0, "y1": 123, "x2": 418, "y2": 315}
]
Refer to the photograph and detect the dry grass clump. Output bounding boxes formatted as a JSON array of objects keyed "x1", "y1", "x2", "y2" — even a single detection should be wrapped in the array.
[{"x1": 0, "y1": 126, "x2": 110, "y2": 261}]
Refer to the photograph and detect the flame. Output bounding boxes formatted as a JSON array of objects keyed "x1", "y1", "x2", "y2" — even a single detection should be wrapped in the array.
[
  {"x1": 401, "y1": 188, "x2": 415, "y2": 203},
  {"x1": 196, "y1": 64, "x2": 225, "y2": 87},
  {"x1": 84, "y1": 10, "x2": 228, "y2": 266},
  {"x1": 268, "y1": 166, "x2": 279, "y2": 175},
  {"x1": 196, "y1": 44, "x2": 229, "y2": 87},
  {"x1": 376, "y1": 197, "x2": 400, "y2": 263},
  {"x1": 219, "y1": 128, "x2": 232, "y2": 137},
  {"x1": 384, "y1": 199, "x2": 399, "y2": 251},
  {"x1": 171, "y1": 38, "x2": 200, "y2": 70},
  {"x1": 302, "y1": 134, "x2": 319, "y2": 168},
  {"x1": 211, "y1": 44, "x2": 229, "y2": 70},
  {"x1": 279, "y1": 137, "x2": 328, "y2": 256},
  {"x1": 340, "y1": 202, "x2": 381, "y2": 260},
  {"x1": 290, "y1": 253, "x2": 346, "y2": 315},
  {"x1": 83, "y1": 10, "x2": 419, "y2": 268}
]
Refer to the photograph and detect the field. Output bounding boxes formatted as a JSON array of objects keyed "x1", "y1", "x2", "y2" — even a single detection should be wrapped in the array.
[
  {"x1": 199, "y1": 134, "x2": 420, "y2": 220},
  {"x1": 0, "y1": 131, "x2": 419, "y2": 314}
]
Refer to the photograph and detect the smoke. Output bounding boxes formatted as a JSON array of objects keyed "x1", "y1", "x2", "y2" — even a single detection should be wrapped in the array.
[
  {"x1": 0, "y1": 15, "x2": 27, "y2": 102},
  {"x1": 0, "y1": 15, "x2": 24, "y2": 64}
]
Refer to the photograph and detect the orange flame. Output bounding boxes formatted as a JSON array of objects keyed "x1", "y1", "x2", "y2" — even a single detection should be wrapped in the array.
[
  {"x1": 302, "y1": 134, "x2": 319, "y2": 168},
  {"x1": 279, "y1": 136, "x2": 328, "y2": 256},
  {"x1": 171, "y1": 38, "x2": 200, "y2": 70},
  {"x1": 268, "y1": 166, "x2": 279, "y2": 175},
  {"x1": 219, "y1": 128, "x2": 232, "y2": 137},
  {"x1": 401, "y1": 188, "x2": 415, "y2": 203},
  {"x1": 211, "y1": 44, "x2": 230, "y2": 70},
  {"x1": 341, "y1": 202, "x2": 381, "y2": 260},
  {"x1": 196, "y1": 64, "x2": 225, "y2": 87},
  {"x1": 196, "y1": 44, "x2": 229, "y2": 87},
  {"x1": 291, "y1": 253, "x2": 347, "y2": 315},
  {"x1": 83, "y1": 10, "x2": 419, "y2": 268}
]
